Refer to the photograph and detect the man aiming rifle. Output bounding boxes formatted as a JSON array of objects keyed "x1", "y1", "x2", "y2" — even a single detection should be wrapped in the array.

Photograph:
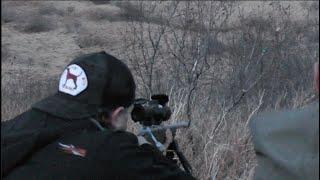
[{"x1": 1, "y1": 51, "x2": 196, "y2": 180}]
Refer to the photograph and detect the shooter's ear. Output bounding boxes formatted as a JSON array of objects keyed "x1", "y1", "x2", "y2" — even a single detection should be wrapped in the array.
[
  {"x1": 314, "y1": 62, "x2": 319, "y2": 93},
  {"x1": 111, "y1": 107, "x2": 124, "y2": 122}
]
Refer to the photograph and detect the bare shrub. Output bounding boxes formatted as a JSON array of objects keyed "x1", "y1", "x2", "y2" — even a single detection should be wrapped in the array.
[
  {"x1": 63, "y1": 6, "x2": 83, "y2": 34},
  {"x1": 1, "y1": 45, "x2": 10, "y2": 63},
  {"x1": 121, "y1": 1, "x2": 319, "y2": 179},
  {"x1": 14, "y1": 15, "x2": 57, "y2": 33},
  {"x1": 205, "y1": 35, "x2": 227, "y2": 55},
  {"x1": 116, "y1": 2, "x2": 145, "y2": 21},
  {"x1": 38, "y1": 3, "x2": 65, "y2": 16},
  {"x1": 91, "y1": 0, "x2": 111, "y2": 5},
  {"x1": 64, "y1": 19, "x2": 82, "y2": 34},
  {"x1": 1, "y1": 1, "x2": 45, "y2": 24},
  {"x1": 75, "y1": 30, "x2": 110, "y2": 48},
  {"x1": 1, "y1": 1, "x2": 37, "y2": 7},
  {"x1": 86, "y1": 8, "x2": 119, "y2": 22},
  {"x1": 1, "y1": 7, "x2": 18, "y2": 23}
]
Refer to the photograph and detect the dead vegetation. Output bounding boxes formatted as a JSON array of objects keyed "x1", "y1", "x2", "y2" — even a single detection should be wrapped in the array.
[
  {"x1": 90, "y1": 0, "x2": 111, "y2": 5},
  {"x1": 1, "y1": 7, "x2": 18, "y2": 24},
  {"x1": 15, "y1": 16, "x2": 57, "y2": 33},
  {"x1": 1, "y1": 69, "x2": 57, "y2": 120},
  {"x1": 1, "y1": 1, "x2": 319, "y2": 180},
  {"x1": 76, "y1": 30, "x2": 111, "y2": 48},
  {"x1": 86, "y1": 7, "x2": 118, "y2": 22},
  {"x1": 121, "y1": 2, "x2": 318, "y2": 179},
  {"x1": 38, "y1": 3, "x2": 65, "y2": 16}
]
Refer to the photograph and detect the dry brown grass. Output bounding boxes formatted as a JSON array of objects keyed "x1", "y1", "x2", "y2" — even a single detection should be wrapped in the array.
[
  {"x1": 38, "y1": 3, "x2": 65, "y2": 16},
  {"x1": 86, "y1": 7, "x2": 118, "y2": 22},
  {"x1": 1, "y1": 68, "x2": 57, "y2": 121},
  {"x1": 1, "y1": 7, "x2": 18, "y2": 24},
  {"x1": 76, "y1": 33, "x2": 110, "y2": 48}
]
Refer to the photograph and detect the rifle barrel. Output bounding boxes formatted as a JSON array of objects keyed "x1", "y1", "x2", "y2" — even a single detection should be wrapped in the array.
[{"x1": 138, "y1": 121, "x2": 189, "y2": 136}]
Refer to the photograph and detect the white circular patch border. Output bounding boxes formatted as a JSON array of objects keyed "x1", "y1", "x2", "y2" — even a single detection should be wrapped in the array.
[{"x1": 59, "y1": 64, "x2": 88, "y2": 96}]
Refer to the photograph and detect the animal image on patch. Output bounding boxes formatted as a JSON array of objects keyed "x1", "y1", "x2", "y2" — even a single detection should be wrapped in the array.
[
  {"x1": 59, "y1": 64, "x2": 88, "y2": 96},
  {"x1": 64, "y1": 67, "x2": 83, "y2": 89}
]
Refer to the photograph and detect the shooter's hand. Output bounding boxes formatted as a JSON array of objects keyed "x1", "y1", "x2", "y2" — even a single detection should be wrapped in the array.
[
  {"x1": 144, "y1": 129, "x2": 173, "y2": 152},
  {"x1": 137, "y1": 136, "x2": 151, "y2": 146},
  {"x1": 137, "y1": 129, "x2": 173, "y2": 150}
]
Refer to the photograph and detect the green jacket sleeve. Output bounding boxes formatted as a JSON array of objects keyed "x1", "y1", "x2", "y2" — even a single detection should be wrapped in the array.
[{"x1": 249, "y1": 101, "x2": 319, "y2": 180}]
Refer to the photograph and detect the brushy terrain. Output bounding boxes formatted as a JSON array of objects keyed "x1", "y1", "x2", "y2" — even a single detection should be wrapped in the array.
[{"x1": 1, "y1": 1, "x2": 319, "y2": 180}]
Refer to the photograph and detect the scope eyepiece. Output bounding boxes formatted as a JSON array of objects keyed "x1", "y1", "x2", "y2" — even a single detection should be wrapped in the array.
[{"x1": 131, "y1": 94, "x2": 171, "y2": 126}]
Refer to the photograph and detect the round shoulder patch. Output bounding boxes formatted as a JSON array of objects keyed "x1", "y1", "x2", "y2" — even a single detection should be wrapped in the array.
[{"x1": 59, "y1": 64, "x2": 88, "y2": 96}]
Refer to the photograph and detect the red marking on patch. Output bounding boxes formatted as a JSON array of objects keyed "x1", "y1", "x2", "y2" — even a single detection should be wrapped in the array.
[{"x1": 58, "y1": 142, "x2": 87, "y2": 157}]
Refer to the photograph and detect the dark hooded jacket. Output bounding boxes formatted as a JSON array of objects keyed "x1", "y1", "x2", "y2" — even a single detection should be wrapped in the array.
[{"x1": 1, "y1": 108, "x2": 195, "y2": 180}]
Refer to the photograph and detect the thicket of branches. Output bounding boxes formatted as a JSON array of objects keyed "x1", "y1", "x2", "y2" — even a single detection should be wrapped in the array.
[{"x1": 120, "y1": 1, "x2": 319, "y2": 179}]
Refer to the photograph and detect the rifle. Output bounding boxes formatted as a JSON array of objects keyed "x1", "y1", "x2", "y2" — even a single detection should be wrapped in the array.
[
  {"x1": 132, "y1": 94, "x2": 193, "y2": 175},
  {"x1": 138, "y1": 120, "x2": 193, "y2": 175}
]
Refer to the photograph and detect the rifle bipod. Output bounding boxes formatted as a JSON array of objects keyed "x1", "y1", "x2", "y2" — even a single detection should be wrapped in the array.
[
  {"x1": 138, "y1": 122, "x2": 192, "y2": 175},
  {"x1": 166, "y1": 139, "x2": 193, "y2": 176}
]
